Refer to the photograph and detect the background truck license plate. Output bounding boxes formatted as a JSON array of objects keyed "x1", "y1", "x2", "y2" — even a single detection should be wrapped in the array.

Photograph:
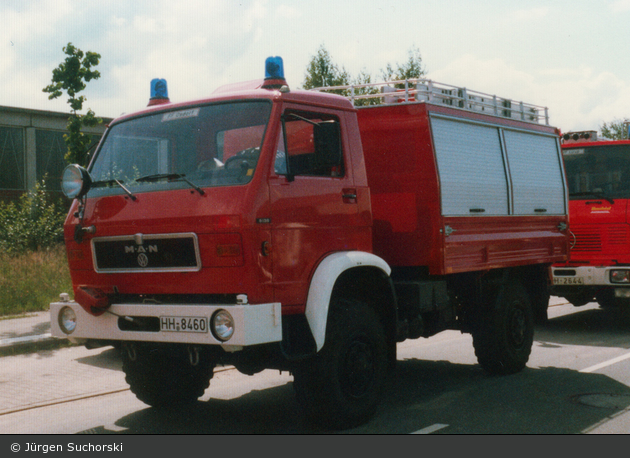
[{"x1": 553, "y1": 277, "x2": 584, "y2": 285}]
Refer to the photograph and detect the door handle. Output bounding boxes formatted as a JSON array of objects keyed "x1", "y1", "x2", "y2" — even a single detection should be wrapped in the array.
[{"x1": 342, "y1": 188, "x2": 357, "y2": 203}]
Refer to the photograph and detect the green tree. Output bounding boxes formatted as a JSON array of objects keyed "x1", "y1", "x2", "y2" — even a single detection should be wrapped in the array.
[
  {"x1": 381, "y1": 45, "x2": 426, "y2": 84},
  {"x1": 601, "y1": 118, "x2": 629, "y2": 140},
  {"x1": 43, "y1": 42, "x2": 102, "y2": 166},
  {"x1": 302, "y1": 44, "x2": 427, "y2": 105},
  {"x1": 302, "y1": 45, "x2": 351, "y2": 94},
  {"x1": 352, "y1": 69, "x2": 381, "y2": 106}
]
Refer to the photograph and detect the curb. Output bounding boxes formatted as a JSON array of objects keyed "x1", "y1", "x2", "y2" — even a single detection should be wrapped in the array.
[{"x1": 0, "y1": 334, "x2": 74, "y2": 357}]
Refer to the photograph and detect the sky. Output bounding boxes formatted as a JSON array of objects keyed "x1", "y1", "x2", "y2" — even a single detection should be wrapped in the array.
[{"x1": 3, "y1": 0, "x2": 630, "y2": 133}]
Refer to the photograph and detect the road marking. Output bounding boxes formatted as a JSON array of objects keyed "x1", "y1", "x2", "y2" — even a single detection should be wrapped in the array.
[
  {"x1": 104, "y1": 423, "x2": 128, "y2": 432},
  {"x1": 411, "y1": 423, "x2": 449, "y2": 434},
  {"x1": 580, "y1": 352, "x2": 630, "y2": 373}
]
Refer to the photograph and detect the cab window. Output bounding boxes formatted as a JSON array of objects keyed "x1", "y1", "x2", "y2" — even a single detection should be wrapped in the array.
[{"x1": 276, "y1": 111, "x2": 344, "y2": 178}]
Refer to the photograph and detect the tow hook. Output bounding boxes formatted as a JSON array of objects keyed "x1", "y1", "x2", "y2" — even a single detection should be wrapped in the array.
[
  {"x1": 124, "y1": 343, "x2": 137, "y2": 362},
  {"x1": 188, "y1": 346, "x2": 200, "y2": 366}
]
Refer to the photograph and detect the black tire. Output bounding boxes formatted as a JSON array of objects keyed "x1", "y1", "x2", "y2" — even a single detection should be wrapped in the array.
[
  {"x1": 120, "y1": 342, "x2": 215, "y2": 407},
  {"x1": 293, "y1": 299, "x2": 388, "y2": 430},
  {"x1": 531, "y1": 289, "x2": 550, "y2": 324},
  {"x1": 471, "y1": 280, "x2": 534, "y2": 375}
]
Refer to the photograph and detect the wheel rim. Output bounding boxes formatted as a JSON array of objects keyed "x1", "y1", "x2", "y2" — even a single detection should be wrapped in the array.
[
  {"x1": 340, "y1": 337, "x2": 375, "y2": 399},
  {"x1": 509, "y1": 305, "x2": 527, "y2": 349}
]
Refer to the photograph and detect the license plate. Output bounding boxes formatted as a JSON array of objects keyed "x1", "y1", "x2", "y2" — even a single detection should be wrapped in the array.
[
  {"x1": 160, "y1": 316, "x2": 208, "y2": 333},
  {"x1": 553, "y1": 277, "x2": 584, "y2": 285}
]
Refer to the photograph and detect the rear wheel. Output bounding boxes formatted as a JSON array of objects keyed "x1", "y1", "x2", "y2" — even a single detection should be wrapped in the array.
[
  {"x1": 471, "y1": 280, "x2": 534, "y2": 375},
  {"x1": 121, "y1": 342, "x2": 215, "y2": 407},
  {"x1": 293, "y1": 299, "x2": 388, "y2": 430}
]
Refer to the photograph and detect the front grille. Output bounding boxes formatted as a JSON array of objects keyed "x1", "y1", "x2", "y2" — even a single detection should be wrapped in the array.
[
  {"x1": 92, "y1": 233, "x2": 201, "y2": 272},
  {"x1": 572, "y1": 225, "x2": 629, "y2": 254},
  {"x1": 572, "y1": 228, "x2": 601, "y2": 252},
  {"x1": 608, "y1": 226, "x2": 628, "y2": 245}
]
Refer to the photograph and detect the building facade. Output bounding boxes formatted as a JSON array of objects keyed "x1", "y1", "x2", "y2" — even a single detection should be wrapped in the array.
[{"x1": 0, "y1": 105, "x2": 111, "y2": 202}]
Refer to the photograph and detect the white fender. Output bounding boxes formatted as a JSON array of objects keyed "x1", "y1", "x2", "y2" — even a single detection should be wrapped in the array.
[{"x1": 305, "y1": 251, "x2": 391, "y2": 351}]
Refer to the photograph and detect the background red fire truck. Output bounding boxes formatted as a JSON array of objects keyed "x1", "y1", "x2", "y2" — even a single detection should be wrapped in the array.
[
  {"x1": 552, "y1": 129, "x2": 630, "y2": 308},
  {"x1": 50, "y1": 57, "x2": 569, "y2": 429}
]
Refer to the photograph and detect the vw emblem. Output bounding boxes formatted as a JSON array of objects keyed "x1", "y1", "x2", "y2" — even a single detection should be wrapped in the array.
[{"x1": 137, "y1": 253, "x2": 149, "y2": 267}]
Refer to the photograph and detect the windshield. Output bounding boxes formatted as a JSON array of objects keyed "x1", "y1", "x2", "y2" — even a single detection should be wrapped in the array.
[
  {"x1": 88, "y1": 100, "x2": 272, "y2": 196},
  {"x1": 563, "y1": 144, "x2": 630, "y2": 200}
]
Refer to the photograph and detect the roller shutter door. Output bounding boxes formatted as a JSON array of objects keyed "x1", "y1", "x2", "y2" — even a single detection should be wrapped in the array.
[
  {"x1": 431, "y1": 117, "x2": 509, "y2": 216},
  {"x1": 503, "y1": 130, "x2": 566, "y2": 215}
]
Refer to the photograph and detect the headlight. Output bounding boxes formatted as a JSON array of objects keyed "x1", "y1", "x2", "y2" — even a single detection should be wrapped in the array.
[
  {"x1": 59, "y1": 306, "x2": 77, "y2": 334},
  {"x1": 610, "y1": 270, "x2": 630, "y2": 283},
  {"x1": 211, "y1": 310, "x2": 235, "y2": 342},
  {"x1": 61, "y1": 164, "x2": 92, "y2": 199}
]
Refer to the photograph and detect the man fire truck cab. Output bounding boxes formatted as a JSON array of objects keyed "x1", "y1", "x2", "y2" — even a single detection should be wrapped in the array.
[
  {"x1": 50, "y1": 57, "x2": 568, "y2": 430},
  {"x1": 551, "y1": 129, "x2": 630, "y2": 308}
]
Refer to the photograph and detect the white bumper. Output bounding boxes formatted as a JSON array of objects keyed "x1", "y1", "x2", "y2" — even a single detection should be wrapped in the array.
[
  {"x1": 50, "y1": 300, "x2": 282, "y2": 350},
  {"x1": 552, "y1": 265, "x2": 629, "y2": 287}
]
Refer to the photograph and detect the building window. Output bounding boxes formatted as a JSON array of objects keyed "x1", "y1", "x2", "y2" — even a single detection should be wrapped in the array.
[
  {"x1": 35, "y1": 130, "x2": 102, "y2": 191},
  {"x1": 0, "y1": 126, "x2": 25, "y2": 190},
  {"x1": 36, "y1": 130, "x2": 67, "y2": 191}
]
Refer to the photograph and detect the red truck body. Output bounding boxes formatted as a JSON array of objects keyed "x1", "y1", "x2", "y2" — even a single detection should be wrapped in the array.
[
  {"x1": 50, "y1": 58, "x2": 569, "y2": 429},
  {"x1": 552, "y1": 134, "x2": 630, "y2": 307},
  {"x1": 358, "y1": 102, "x2": 567, "y2": 274}
]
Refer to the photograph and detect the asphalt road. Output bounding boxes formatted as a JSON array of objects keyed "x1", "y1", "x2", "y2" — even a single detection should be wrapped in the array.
[{"x1": 2, "y1": 299, "x2": 630, "y2": 434}]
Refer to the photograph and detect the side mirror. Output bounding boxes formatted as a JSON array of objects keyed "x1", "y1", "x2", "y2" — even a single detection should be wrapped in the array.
[{"x1": 314, "y1": 121, "x2": 342, "y2": 168}]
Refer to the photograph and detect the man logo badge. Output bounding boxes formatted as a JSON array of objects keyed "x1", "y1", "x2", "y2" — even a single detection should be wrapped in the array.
[{"x1": 137, "y1": 253, "x2": 149, "y2": 267}]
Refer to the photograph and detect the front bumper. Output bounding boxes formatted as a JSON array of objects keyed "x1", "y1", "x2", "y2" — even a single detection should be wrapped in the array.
[
  {"x1": 50, "y1": 300, "x2": 282, "y2": 351},
  {"x1": 552, "y1": 265, "x2": 627, "y2": 287}
]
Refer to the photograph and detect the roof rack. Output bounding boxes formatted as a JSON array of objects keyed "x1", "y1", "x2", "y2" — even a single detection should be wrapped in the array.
[{"x1": 309, "y1": 78, "x2": 550, "y2": 125}]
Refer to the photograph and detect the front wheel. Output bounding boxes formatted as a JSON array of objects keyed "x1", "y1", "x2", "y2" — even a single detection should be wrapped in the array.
[
  {"x1": 293, "y1": 299, "x2": 388, "y2": 430},
  {"x1": 121, "y1": 342, "x2": 215, "y2": 407},
  {"x1": 471, "y1": 280, "x2": 534, "y2": 375}
]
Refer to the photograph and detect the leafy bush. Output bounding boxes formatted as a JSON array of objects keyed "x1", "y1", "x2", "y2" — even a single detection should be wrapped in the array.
[
  {"x1": 0, "y1": 245, "x2": 72, "y2": 315},
  {"x1": 0, "y1": 179, "x2": 71, "y2": 315},
  {"x1": 0, "y1": 179, "x2": 68, "y2": 254}
]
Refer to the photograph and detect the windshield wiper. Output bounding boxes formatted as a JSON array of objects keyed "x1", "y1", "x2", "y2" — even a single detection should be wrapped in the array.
[
  {"x1": 570, "y1": 191, "x2": 615, "y2": 204},
  {"x1": 91, "y1": 179, "x2": 137, "y2": 201},
  {"x1": 135, "y1": 173, "x2": 205, "y2": 195}
]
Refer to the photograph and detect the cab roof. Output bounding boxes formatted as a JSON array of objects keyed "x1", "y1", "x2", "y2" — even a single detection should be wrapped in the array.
[{"x1": 111, "y1": 80, "x2": 355, "y2": 126}]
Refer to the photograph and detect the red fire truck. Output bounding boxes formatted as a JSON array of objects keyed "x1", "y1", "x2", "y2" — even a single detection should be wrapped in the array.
[
  {"x1": 551, "y1": 130, "x2": 630, "y2": 308},
  {"x1": 50, "y1": 57, "x2": 568, "y2": 429}
]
